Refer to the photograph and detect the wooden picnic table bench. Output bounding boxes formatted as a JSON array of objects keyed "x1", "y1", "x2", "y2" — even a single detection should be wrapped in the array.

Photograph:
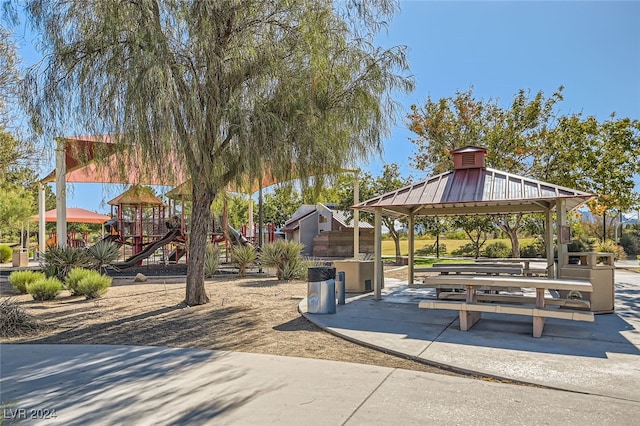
[
  {"x1": 418, "y1": 275, "x2": 594, "y2": 337},
  {"x1": 413, "y1": 263, "x2": 525, "y2": 296},
  {"x1": 475, "y1": 258, "x2": 549, "y2": 276},
  {"x1": 430, "y1": 263, "x2": 524, "y2": 275}
]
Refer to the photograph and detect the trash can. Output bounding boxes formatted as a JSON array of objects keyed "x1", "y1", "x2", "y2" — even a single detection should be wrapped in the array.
[
  {"x1": 307, "y1": 267, "x2": 336, "y2": 314},
  {"x1": 559, "y1": 252, "x2": 615, "y2": 314},
  {"x1": 12, "y1": 248, "x2": 28, "y2": 267}
]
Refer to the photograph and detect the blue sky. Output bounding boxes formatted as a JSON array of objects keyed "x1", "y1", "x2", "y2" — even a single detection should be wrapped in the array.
[{"x1": 12, "y1": 1, "x2": 640, "y2": 214}]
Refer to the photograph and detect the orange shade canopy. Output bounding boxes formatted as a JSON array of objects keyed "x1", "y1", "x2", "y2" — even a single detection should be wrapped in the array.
[{"x1": 31, "y1": 208, "x2": 111, "y2": 224}]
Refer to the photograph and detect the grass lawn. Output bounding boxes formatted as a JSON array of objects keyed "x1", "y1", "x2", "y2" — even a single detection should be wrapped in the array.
[{"x1": 381, "y1": 237, "x2": 536, "y2": 257}]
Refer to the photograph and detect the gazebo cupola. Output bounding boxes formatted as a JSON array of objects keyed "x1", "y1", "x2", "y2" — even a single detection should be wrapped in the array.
[{"x1": 452, "y1": 146, "x2": 487, "y2": 169}]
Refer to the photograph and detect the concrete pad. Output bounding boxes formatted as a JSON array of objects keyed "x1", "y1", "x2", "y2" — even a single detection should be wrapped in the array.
[{"x1": 301, "y1": 270, "x2": 640, "y2": 402}]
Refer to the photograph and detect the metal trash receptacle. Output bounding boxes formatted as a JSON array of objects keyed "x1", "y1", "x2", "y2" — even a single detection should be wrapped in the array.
[
  {"x1": 307, "y1": 267, "x2": 336, "y2": 314},
  {"x1": 12, "y1": 248, "x2": 28, "y2": 267}
]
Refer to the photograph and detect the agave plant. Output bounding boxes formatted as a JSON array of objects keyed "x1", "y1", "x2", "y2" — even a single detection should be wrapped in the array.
[
  {"x1": 260, "y1": 240, "x2": 307, "y2": 280},
  {"x1": 230, "y1": 245, "x2": 257, "y2": 277},
  {"x1": 87, "y1": 240, "x2": 121, "y2": 272},
  {"x1": 204, "y1": 243, "x2": 221, "y2": 278},
  {"x1": 41, "y1": 246, "x2": 93, "y2": 281}
]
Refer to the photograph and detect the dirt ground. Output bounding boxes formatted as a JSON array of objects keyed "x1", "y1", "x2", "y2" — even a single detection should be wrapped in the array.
[{"x1": 0, "y1": 265, "x2": 474, "y2": 379}]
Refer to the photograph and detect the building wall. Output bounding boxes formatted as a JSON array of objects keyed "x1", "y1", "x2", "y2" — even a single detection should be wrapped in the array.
[
  {"x1": 299, "y1": 212, "x2": 318, "y2": 255},
  {"x1": 312, "y1": 229, "x2": 374, "y2": 258}
]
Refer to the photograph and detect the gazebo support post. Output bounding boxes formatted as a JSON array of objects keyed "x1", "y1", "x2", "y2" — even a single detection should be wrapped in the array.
[
  {"x1": 556, "y1": 198, "x2": 568, "y2": 277},
  {"x1": 545, "y1": 208, "x2": 555, "y2": 278},
  {"x1": 374, "y1": 207, "x2": 382, "y2": 300},
  {"x1": 408, "y1": 211, "x2": 415, "y2": 285},
  {"x1": 353, "y1": 172, "x2": 359, "y2": 258},
  {"x1": 38, "y1": 183, "x2": 46, "y2": 258},
  {"x1": 55, "y1": 138, "x2": 67, "y2": 249}
]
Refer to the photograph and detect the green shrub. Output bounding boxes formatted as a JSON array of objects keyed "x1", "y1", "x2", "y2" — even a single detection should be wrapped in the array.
[
  {"x1": 66, "y1": 268, "x2": 97, "y2": 295},
  {"x1": 27, "y1": 277, "x2": 63, "y2": 301},
  {"x1": 444, "y1": 230, "x2": 467, "y2": 240},
  {"x1": 451, "y1": 243, "x2": 476, "y2": 257},
  {"x1": 482, "y1": 241, "x2": 511, "y2": 258},
  {"x1": 231, "y1": 245, "x2": 257, "y2": 277},
  {"x1": 76, "y1": 274, "x2": 112, "y2": 299},
  {"x1": 595, "y1": 240, "x2": 627, "y2": 261},
  {"x1": 567, "y1": 237, "x2": 594, "y2": 253},
  {"x1": 260, "y1": 240, "x2": 306, "y2": 280},
  {"x1": 8, "y1": 270, "x2": 46, "y2": 294},
  {"x1": 204, "y1": 243, "x2": 220, "y2": 278},
  {"x1": 0, "y1": 245, "x2": 12, "y2": 263},
  {"x1": 620, "y1": 231, "x2": 640, "y2": 256},
  {"x1": 520, "y1": 238, "x2": 546, "y2": 258},
  {"x1": 41, "y1": 246, "x2": 93, "y2": 281},
  {"x1": 415, "y1": 243, "x2": 447, "y2": 256}
]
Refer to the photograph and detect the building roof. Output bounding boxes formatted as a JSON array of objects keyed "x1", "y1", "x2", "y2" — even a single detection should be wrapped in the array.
[
  {"x1": 281, "y1": 203, "x2": 373, "y2": 232},
  {"x1": 353, "y1": 166, "x2": 595, "y2": 218},
  {"x1": 331, "y1": 209, "x2": 373, "y2": 229}
]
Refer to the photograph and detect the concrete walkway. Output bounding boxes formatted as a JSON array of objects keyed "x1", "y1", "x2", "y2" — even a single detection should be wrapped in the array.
[
  {"x1": 2, "y1": 344, "x2": 639, "y2": 425},
  {"x1": 1, "y1": 263, "x2": 639, "y2": 424}
]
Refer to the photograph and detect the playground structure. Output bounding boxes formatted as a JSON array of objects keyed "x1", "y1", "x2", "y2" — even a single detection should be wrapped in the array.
[
  {"x1": 37, "y1": 135, "x2": 361, "y2": 268},
  {"x1": 105, "y1": 186, "x2": 186, "y2": 267},
  {"x1": 94, "y1": 184, "x2": 280, "y2": 269}
]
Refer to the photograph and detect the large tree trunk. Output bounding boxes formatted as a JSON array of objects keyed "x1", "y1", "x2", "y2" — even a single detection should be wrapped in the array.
[{"x1": 185, "y1": 188, "x2": 215, "y2": 305}]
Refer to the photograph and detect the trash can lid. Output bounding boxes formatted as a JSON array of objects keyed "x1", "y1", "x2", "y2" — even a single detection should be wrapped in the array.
[{"x1": 307, "y1": 267, "x2": 336, "y2": 282}]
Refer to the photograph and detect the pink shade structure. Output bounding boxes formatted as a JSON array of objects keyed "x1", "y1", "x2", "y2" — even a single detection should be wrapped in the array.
[{"x1": 31, "y1": 208, "x2": 111, "y2": 224}]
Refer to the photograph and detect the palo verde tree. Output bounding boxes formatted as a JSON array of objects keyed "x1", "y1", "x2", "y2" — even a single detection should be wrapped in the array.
[{"x1": 22, "y1": 1, "x2": 413, "y2": 305}]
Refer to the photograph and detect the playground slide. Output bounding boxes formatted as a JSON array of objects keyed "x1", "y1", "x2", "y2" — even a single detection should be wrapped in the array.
[
  {"x1": 113, "y1": 229, "x2": 181, "y2": 269},
  {"x1": 91, "y1": 234, "x2": 120, "y2": 247},
  {"x1": 227, "y1": 225, "x2": 253, "y2": 248},
  {"x1": 168, "y1": 247, "x2": 186, "y2": 262}
]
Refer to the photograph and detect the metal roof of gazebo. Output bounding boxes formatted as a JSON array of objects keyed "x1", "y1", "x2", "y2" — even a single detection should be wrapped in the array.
[{"x1": 353, "y1": 146, "x2": 595, "y2": 217}]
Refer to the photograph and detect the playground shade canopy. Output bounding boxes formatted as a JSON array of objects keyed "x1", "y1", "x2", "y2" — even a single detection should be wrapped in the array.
[{"x1": 31, "y1": 208, "x2": 111, "y2": 224}]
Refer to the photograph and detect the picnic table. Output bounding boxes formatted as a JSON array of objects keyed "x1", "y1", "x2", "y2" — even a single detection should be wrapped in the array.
[
  {"x1": 475, "y1": 258, "x2": 549, "y2": 276},
  {"x1": 418, "y1": 275, "x2": 594, "y2": 337}
]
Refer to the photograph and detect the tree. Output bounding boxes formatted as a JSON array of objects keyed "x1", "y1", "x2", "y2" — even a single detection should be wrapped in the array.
[
  {"x1": 336, "y1": 163, "x2": 412, "y2": 257},
  {"x1": 23, "y1": 1, "x2": 413, "y2": 305},
  {"x1": 262, "y1": 185, "x2": 302, "y2": 227},
  {"x1": 407, "y1": 86, "x2": 640, "y2": 255},
  {"x1": 537, "y1": 115, "x2": 640, "y2": 241},
  {"x1": 450, "y1": 216, "x2": 495, "y2": 258},
  {"x1": 0, "y1": 23, "x2": 20, "y2": 125}
]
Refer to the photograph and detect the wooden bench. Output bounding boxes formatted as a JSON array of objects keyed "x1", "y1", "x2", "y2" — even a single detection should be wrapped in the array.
[{"x1": 417, "y1": 275, "x2": 594, "y2": 337}]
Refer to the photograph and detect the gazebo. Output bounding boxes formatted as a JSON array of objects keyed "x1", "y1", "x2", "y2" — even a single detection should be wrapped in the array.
[{"x1": 352, "y1": 146, "x2": 596, "y2": 299}]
